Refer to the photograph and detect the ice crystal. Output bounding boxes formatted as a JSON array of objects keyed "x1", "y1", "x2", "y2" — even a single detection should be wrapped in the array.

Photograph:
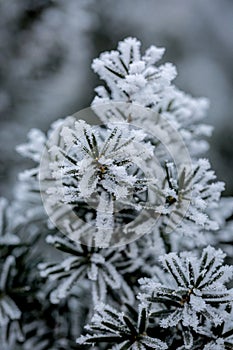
[
  {"x1": 3, "y1": 36, "x2": 232, "y2": 349},
  {"x1": 77, "y1": 302, "x2": 168, "y2": 349},
  {"x1": 139, "y1": 246, "x2": 233, "y2": 331}
]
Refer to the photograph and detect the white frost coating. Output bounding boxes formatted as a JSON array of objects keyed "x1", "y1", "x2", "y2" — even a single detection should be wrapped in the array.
[
  {"x1": 154, "y1": 159, "x2": 225, "y2": 234},
  {"x1": 4, "y1": 35, "x2": 233, "y2": 349},
  {"x1": 92, "y1": 37, "x2": 212, "y2": 156},
  {"x1": 16, "y1": 129, "x2": 46, "y2": 163},
  {"x1": 77, "y1": 302, "x2": 168, "y2": 349},
  {"x1": 139, "y1": 246, "x2": 233, "y2": 330}
]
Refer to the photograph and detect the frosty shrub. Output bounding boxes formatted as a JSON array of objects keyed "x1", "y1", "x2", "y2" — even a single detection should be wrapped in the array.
[{"x1": 0, "y1": 37, "x2": 232, "y2": 349}]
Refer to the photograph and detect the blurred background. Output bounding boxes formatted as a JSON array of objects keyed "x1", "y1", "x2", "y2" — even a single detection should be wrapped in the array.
[{"x1": 0, "y1": 0, "x2": 233, "y2": 199}]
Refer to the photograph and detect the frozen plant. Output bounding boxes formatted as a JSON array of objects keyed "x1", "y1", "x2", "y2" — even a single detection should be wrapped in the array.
[
  {"x1": 0, "y1": 37, "x2": 232, "y2": 349},
  {"x1": 77, "y1": 303, "x2": 168, "y2": 349},
  {"x1": 38, "y1": 233, "x2": 138, "y2": 305},
  {"x1": 92, "y1": 37, "x2": 211, "y2": 156},
  {"x1": 139, "y1": 247, "x2": 233, "y2": 331}
]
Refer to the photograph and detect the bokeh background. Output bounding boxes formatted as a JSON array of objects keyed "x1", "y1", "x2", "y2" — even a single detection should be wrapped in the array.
[{"x1": 1, "y1": 0, "x2": 233, "y2": 199}]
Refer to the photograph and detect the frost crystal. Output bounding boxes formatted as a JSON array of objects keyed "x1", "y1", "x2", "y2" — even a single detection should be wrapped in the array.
[
  {"x1": 139, "y1": 246, "x2": 233, "y2": 331},
  {"x1": 77, "y1": 302, "x2": 168, "y2": 349},
  {"x1": 3, "y1": 36, "x2": 232, "y2": 349},
  {"x1": 45, "y1": 119, "x2": 156, "y2": 246},
  {"x1": 93, "y1": 37, "x2": 212, "y2": 155},
  {"x1": 39, "y1": 234, "x2": 137, "y2": 304},
  {"x1": 154, "y1": 159, "x2": 225, "y2": 234}
]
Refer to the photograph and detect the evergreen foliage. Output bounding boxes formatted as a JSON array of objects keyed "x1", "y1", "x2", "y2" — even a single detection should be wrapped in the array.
[{"x1": 1, "y1": 37, "x2": 232, "y2": 349}]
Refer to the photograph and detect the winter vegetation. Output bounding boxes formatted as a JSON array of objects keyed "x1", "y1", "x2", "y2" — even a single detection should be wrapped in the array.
[{"x1": 0, "y1": 37, "x2": 233, "y2": 349}]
